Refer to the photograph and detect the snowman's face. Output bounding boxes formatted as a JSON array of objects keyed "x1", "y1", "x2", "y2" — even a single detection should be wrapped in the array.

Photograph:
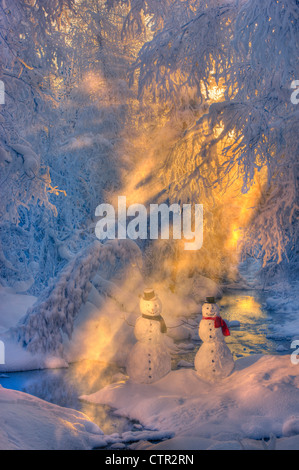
[
  {"x1": 202, "y1": 302, "x2": 219, "y2": 317},
  {"x1": 140, "y1": 297, "x2": 162, "y2": 316}
]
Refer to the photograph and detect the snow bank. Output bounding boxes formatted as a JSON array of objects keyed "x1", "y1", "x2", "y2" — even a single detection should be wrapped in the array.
[
  {"x1": 264, "y1": 283, "x2": 299, "y2": 340},
  {"x1": 0, "y1": 385, "x2": 106, "y2": 450},
  {"x1": 0, "y1": 385, "x2": 175, "y2": 450},
  {"x1": 81, "y1": 354, "x2": 299, "y2": 449},
  {"x1": 0, "y1": 287, "x2": 36, "y2": 333},
  {"x1": 0, "y1": 288, "x2": 67, "y2": 372},
  {"x1": 0, "y1": 338, "x2": 68, "y2": 373}
]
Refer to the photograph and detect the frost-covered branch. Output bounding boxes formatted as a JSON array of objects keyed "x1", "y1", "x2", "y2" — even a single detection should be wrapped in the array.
[{"x1": 11, "y1": 239, "x2": 143, "y2": 354}]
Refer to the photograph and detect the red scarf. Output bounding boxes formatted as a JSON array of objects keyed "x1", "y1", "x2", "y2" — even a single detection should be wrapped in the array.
[{"x1": 202, "y1": 316, "x2": 230, "y2": 336}]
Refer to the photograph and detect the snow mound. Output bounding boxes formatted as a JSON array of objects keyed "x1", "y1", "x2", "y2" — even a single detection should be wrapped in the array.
[
  {"x1": 0, "y1": 385, "x2": 106, "y2": 450},
  {"x1": 0, "y1": 288, "x2": 36, "y2": 333},
  {"x1": 282, "y1": 416, "x2": 299, "y2": 437},
  {"x1": 80, "y1": 354, "x2": 299, "y2": 448}
]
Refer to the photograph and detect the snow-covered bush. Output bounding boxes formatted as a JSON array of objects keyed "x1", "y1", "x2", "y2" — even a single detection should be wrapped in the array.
[{"x1": 11, "y1": 239, "x2": 142, "y2": 354}]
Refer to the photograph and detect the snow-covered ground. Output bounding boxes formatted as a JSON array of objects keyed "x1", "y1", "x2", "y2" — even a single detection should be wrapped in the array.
[
  {"x1": 0, "y1": 384, "x2": 107, "y2": 450},
  {"x1": 0, "y1": 384, "x2": 176, "y2": 450},
  {"x1": 1, "y1": 353, "x2": 299, "y2": 450},
  {"x1": 81, "y1": 354, "x2": 299, "y2": 450},
  {"x1": 0, "y1": 287, "x2": 36, "y2": 334},
  {"x1": 0, "y1": 383, "x2": 174, "y2": 450},
  {"x1": 0, "y1": 286, "x2": 68, "y2": 371},
  {"x1": 263, "y1": 282, "x2": 299, "y2": 341}
]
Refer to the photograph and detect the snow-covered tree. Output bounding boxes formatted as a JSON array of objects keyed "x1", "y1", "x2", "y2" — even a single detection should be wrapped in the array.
[
  {"x1": 11, "y1": 239, "x2": 142, "y2": 354},
  {"x1": 0, "y1": 0, "x2": 144, "y2": 292},
  {"x1": 112, "y1": 0, "x2": 299, "y2": 281},
  {"x1": 0, "y1": 0, "x2": 76, "y2": 290}
]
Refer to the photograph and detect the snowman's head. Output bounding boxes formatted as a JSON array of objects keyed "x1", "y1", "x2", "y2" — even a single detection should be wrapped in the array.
[
  {"x1": 202, "y1": 298, "x2": 219, "y2": 317},
  {"x1": 140, "y1": 289, "x2": 162, "y2": 316}
]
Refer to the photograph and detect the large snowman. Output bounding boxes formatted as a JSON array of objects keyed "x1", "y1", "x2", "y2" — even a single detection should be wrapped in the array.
[
  {"x1": 194, "y1": 297, "x2": 234, "y2": 382},
  {"x1": 126, "y1": 289, "x2": 171, "y2": 384}
]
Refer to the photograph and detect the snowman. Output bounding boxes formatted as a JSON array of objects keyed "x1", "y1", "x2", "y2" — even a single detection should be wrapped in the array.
[
  {"x1": 126, "y1": 289, "x2": 171, "y2": 384},
  {"x1": 194, "y1": 297, "x2": 234, "y2": 382}
]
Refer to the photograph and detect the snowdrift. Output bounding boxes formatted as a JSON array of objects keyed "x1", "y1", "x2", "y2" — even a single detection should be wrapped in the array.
[{"x1": 81, "y1": 354, "x2": 299, "y2": 450}]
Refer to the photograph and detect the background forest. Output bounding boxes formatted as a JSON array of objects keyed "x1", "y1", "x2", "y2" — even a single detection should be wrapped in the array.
[{"x1": 0, "y1": 0, "x2": 298, "y2": 353}]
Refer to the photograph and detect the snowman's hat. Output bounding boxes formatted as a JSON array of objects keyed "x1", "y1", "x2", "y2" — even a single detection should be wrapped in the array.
[
  {"x1": 205, "y1": 297, "x2": 216, "y2": 304},
  {"x1": 142, "y1": 288, "x2": 157, "y2": 301}
]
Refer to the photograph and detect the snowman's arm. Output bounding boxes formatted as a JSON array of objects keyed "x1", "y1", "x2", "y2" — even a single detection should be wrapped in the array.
[
  {"x1": 167, "y1": 318, "x2": 196, "y2": 329},
  {"x1": 120, "y1": 315, "x2": 135, "y2": 328}
]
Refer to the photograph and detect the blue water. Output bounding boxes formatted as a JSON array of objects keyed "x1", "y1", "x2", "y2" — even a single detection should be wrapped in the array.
[{"x1": 219, "y1": 290, "x2": 291, "y2": 358}]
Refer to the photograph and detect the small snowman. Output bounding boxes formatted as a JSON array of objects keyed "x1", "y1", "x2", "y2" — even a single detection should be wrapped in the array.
[
  {"x1": 126, "y1": 288, "x2": 171, "y2": 384},
  {"x1": 194, "y1": 297, "x2": 234, "y2": 382}
]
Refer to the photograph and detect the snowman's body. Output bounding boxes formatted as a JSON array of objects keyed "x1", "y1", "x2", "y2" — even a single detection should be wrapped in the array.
[
  {"x1": 126, "y1": 292, "x2": 171, "y2": 384},
  {"x1": 195, "y1": 301, "x2": 234, "y2": 382}
]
